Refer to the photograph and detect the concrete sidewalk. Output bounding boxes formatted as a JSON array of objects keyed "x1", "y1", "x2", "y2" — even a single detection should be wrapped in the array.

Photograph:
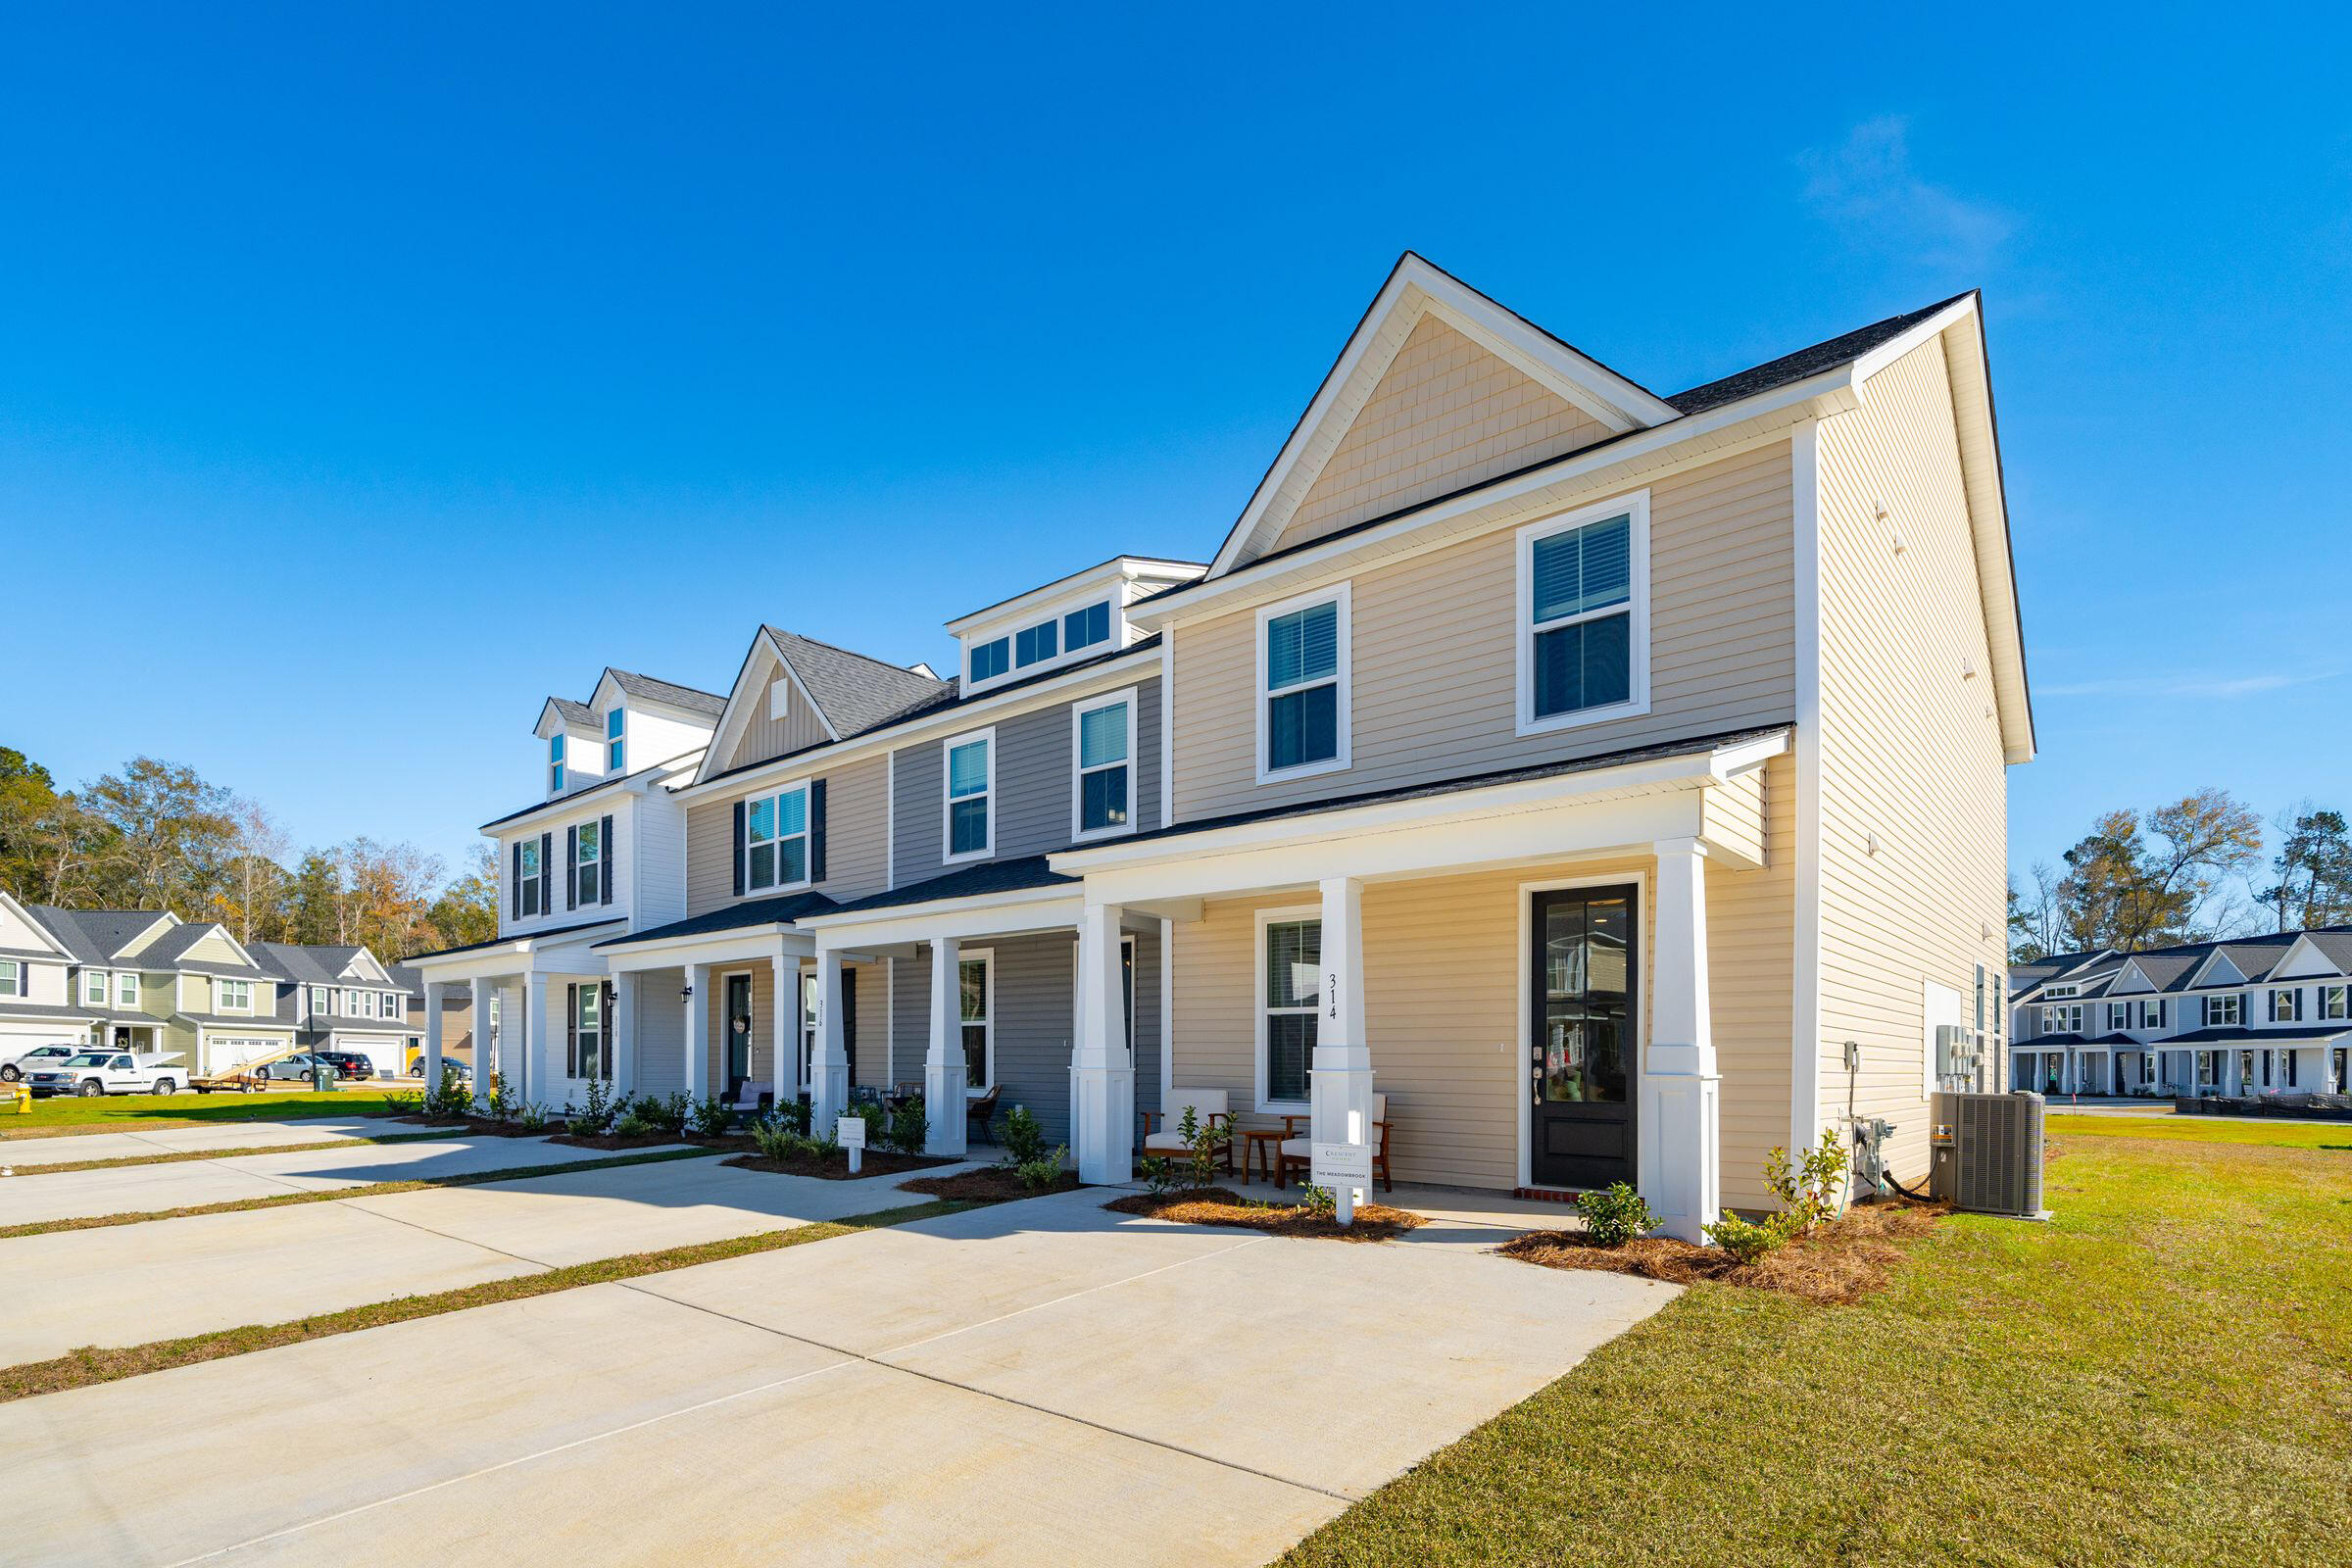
[
  {"x1": 0, "y1": 1113, "x2": 412, "y2": 1167},
  {"x1": 0, "y1": 1155, "x2": 956, "y2": 1365},
  {"x1": 2, "y1": 1187, "x2": 1676, "y2": 1567}
]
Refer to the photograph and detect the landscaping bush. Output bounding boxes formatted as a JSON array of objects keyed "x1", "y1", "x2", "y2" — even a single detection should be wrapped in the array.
[
  {"x1": 483, "y1": 1074, "x2": 514, "y2": 1123},
  {"x1": 999, "y1": 1104, "x2": 1047, "y2": 1165},
  {"x1": 1016, "y1": 1144, "x2": 1069, "y2": 1191},
  {"x1": 1140, "y1": 1155, "x2": 1176, "y2": 1199},
  {"x1": 837, "y1": 1100, "x2": 885, "y2": 1150},
  {"x1": 1575, "y1": 1182, "x2": 1656, "y2": 1247},
  {"x1": 382, "y1": 1089, "x2": 423, "y2": 1115},
  {"x1": 749, "y1": 1115, "x2": 823, "y2": 1161},
  {"x1": 688, "y1": 1095, "x2": 735, "y2": 1138},
  {"x1": 1704, "y1": 1209, "x2": 1783, "y2": 1264},
  {"x1": 887, "y1": 1096, "x2": 928, "y2": 1154},
  {"x1": 1766, "y1": 1129, "x2": 1850, "y2": 1239},
  {"x1": 516, "y1": 1102, "x2": 550, "y2": 1133},
  {"x1": 1179, "y1": 1103, "x2": 1221, "y2": 1191},
  {"x1": 1297, "y1": 1183, "x2": 1337, "y2": 1217},
  {"x1": 564, "y1": 1078, "x2": 621, "y2": 1137},
  {"x1": 772, "y1": 1096, "x2": 812, "y2": 1137},
  {"x1": 425, "y1": 1062, "x2": 474, "y2": 1119},
  {"x1": 637, "y1": 1092, "x2": 691, "y2": 1136}
]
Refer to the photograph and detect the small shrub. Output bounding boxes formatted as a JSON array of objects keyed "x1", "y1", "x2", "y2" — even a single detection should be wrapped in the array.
[
  {"x1": 837, "y1": 1100, "x2": 885, "y2": 1150},
  {"x1": 1178, "y1": 1104, "x2": 1220, "y2": 1191},
  {"x1": 1140, "y1": 1156, "x2": 1176, "y2": 1199},
  {"x1": 1766, "y1": 1128, "x2": 1850, "y2": 1238},
  {"x1": 1016, "y1": 1144, "x2": 1069, "y2": 1191},
  {"x1": 483, "y1": 1075, "x2": 514, "y2": 1123},
  {"x1": 1575, "y1": 1182, "x2": 1656, "y2": 1248},
  {"x1": 887, "y1": 1096, "x2": 928, "y2": 1154},
  {"x1": 689, "y1": 1096, "x2": 735, "y2": 1138},
  {"x1": 772, "y1": 1096, "x2": 812, "y2": 1137},
  {"x1": 425, "y1": 1062, "x2": 474, "y2": 1119},
  {"x1": 516, "y1": 1102, "x2": 550, "y2": 1133},
  {"x1": 639, "y1": 1092, "x2": 691, "y2": 1136},
  {"x1": 382, "y1": 1089, "x2": 423, "y2": 1115},
  {"x1": 564, "y1": 1077, "x2": 619, "y2": 1137},
  {"x1": 1297, "y1": 1183, "x2": 1337, "y2": 1218},
  {"x1": 1000, "y1": 1104, "x2": 1048, "y2": 1166},
  {"x1": 612, "y1": 1103, "x2": 660, "y2": 1140},
  {"x1": 750, "y1": 1116, "x2": 824, "y2": 1161},
  {"x1": 1705, "y1": 1209, "x2": 1783, "y2": 1264}
]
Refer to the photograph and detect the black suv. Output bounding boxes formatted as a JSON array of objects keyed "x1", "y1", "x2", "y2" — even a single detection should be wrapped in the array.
[{"x1": 312, "y1": 1050, "x2": 376, "y2": 1080}]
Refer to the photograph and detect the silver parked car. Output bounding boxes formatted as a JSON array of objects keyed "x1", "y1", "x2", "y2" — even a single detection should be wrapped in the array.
[{"x1": 0, "y1": 1044, "x2": 87, "y2": 1083}]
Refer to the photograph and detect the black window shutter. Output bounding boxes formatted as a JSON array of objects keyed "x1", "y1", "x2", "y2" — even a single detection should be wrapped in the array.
[
  {"x1": 565, "y1": 825, "x2": 578, "y2": 911},
  {"x1": 810, "y1": 778, "x2": 828, "y2": 884},
  {"x1": 511, "y1": 842, "x2": 521, "y2": 918},
  {"x1": 601, "y1": 814, "x2": 615, "y2": 906},
  {"x1": 539, "y1": 832, "x2": 553, "y2": 916},
  {"x1": 565, "y1": 983, "x2": 578, "y2": 1077},
  {"x1": 731, "y1": 800, "x2": 747, "y2": 897}
]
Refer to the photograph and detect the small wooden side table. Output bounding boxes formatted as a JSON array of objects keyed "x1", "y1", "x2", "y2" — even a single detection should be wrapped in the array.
[{"x1": 1241, "y1": 1128, "x2": 1285, "y2": 1185}]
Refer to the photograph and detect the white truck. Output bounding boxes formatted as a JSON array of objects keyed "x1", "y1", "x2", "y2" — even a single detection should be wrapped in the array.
[{"x1": 23, "y1": 1051, "x2": 189, "y2": 1098}]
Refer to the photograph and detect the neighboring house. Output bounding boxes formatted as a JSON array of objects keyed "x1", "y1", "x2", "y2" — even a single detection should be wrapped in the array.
[
  {"x1": 2009, "y1": 929, "x2": 2352, "y2": 1099},
  {"x1": 252, "y1": 943, "x2": 425, "y2": 1078},
  {"x1": 11, "y1": 903, "x2": 297, "y2": 1074},
  {"x1": 408, "y1": 254, "x2": 2033, "y2": 1239},
  {"x1": 389, "y1": 961, "x2": 474, "y2": 1075}
]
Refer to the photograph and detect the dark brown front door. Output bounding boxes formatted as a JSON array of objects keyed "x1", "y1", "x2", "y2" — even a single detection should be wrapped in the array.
[{"x1": 1530, "y1": 886, "x2": 1637, "y2": 1190}]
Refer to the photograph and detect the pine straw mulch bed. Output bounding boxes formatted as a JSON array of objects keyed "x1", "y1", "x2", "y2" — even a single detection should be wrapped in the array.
[
  {"x1": 897, "y1": 1167, "x2": 1085, "y2": 1202},
  {"x1": 1103, "y1": 1186, "x2": 1425, "y2": 1242},
  {"x1": 722, "y1": 1148, "x2": 958, "y2": 1180},
  {"x1": 1497, "y1": 1199, "x2": 1947, "y2": 1305}
]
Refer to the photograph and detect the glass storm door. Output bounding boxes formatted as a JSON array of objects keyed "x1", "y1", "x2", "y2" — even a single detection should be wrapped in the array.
[
  {"x1": 724, "y1": 974, "x2": 753, "y2": 1088},
  {"x1": 1529, "y1": 886, "x2": 1637, "y2": 1190}
]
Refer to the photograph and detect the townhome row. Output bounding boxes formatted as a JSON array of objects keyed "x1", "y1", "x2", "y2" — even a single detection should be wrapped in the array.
[
  {"x1": 0, "y1": 893, "x2": 469, "y2": 1079},
  {"x1": 408, "y1": 254, "x2": 2034, "y2": 1238},
  {"x1": 2008, "y1": 929, "x2": 2352, "y2": 1099}
]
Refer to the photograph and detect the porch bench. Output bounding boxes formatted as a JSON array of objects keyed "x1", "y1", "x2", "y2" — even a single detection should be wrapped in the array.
[{"x1": 1274, "y1": 1093, "x2": 1393, "y2": 1194}]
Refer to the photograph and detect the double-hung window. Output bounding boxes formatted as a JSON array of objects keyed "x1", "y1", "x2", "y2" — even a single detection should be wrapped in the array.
[
  {"x1": 2207, "y1": 993, "x2": 2242, "y2": 1026},
  {"x1": 1015, "y1": 618, "x2": 1058, "y2": 668},
  {"x1": 517, "y1": 838, "x2": 544, "y2": 917},
  {"x1": 744, "y1": 787, "x2": 810, "y2": 891},
  {"x1": 1063, "y1": 601, "x2": 1110, "y2": 652},
  {"x1": 1071, "y1": 690, "x2": 1135, "y2": 839},
  {"x1": 1518, "y1": 493, "x2": 1648, "y2": 732},
  {"x1": 309, "y1": 985, "x2": 327, "y2": 1018},
  {"x1": 944, "y1": 731, "x2": 994, "y2": 860},
  {"x1": 606, "y1": 708, "x2": 625, "y2": 773},
  {"x1": 968, "y1": 637, "x2": 1009, "y2": 683},
  {"x1": 219, "y1": 979, "x2": 251, "y2": 1012},
  {"x1": 117, "y1": 972, "x2": 139, "y2": 1007},
  {"x1": 0, "y1": 959, "x2": 18, "y2": 998},
  {"x1": 1258, "y1": 914, "x2": 1321, "y2": 1108},
  {"x1": 549, "y1": 735, "x2": 565, "y2": 793},
  {"x1": 1258, "y1": 587, "x2": 1348, "y2": 780},
  {"x1": 570, "y1": 982, "x2": 607, "y2": 1080},
  {"x1": 959, "y1": 953, "x2": 993, "y2": 1090},
  {"x1": 2322, "y1": 984, "x2": 2349, "y2": 1021},
  {"x1": 2270, "y1": 987, "x2": 2302, "y2": 1022},
  {"x1": 577, "y1": 817, "x2": 604, "y2": 904},
  {"x1": 83, "y1": 969, "x2": 108, "y2": 1006}
]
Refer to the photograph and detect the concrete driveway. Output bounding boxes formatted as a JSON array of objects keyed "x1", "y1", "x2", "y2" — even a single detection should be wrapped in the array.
[
  {"x1": 2, "y1": 1187, "x2": 1675, "y2": 1567},
  {"x1": 0, "y1": 1113, "x2": 411, "y2": 1167},
  {"x1": 0, "y1": 1154, "x2": 957, "y2": 1365}
]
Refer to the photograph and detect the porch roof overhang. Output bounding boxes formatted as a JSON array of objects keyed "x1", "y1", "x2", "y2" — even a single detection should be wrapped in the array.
[
  {"x1": 793, "y1": 856, "x2": 1094, "y2": 951},
  {"x1": 593, "y1": 893, "x2": 834, "y2": 972},
  {"x1": 2167, "y1": 1025, "x2": 2352, "y2": 1051},
  {"x1": 1051, "y1": 726, "x2": 1789, "y2": 906},
  {"x1": 400, "y1": 918, "x2": 627, "y2": 983}
]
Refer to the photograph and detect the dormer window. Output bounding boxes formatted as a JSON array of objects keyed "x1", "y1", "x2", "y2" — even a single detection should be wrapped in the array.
[
  {"x1": 607, "y1": 709, "x2": 625, "y2": 773},
  {"x1": 1015, "y1": 619, "x2": 1058, "y2": 668},
  {"x1": 1064, "y1": 601, "x2": 1111, "y2": 653},
  {"x1": 549, "y1": 734, "x2": 566, "y2": 793},
  {"x1": 969, "y1": 638, "x2": 1009, "y2": 683}
]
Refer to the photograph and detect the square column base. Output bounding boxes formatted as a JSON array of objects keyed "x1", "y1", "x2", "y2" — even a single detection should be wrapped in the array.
[
  {"x1": 811, "y1": 1063, "x2": 850, "y2": 1139},
  {"x1": 1638, "y1": 1044, "x2": 1721, "y2": 1244},
  {"x1": 1071, "y1": 1065, "x2": 1134, "y2": 1185},
  {"x1": 924, "y1": 1062, "x2": 968, "y2": 1156}
]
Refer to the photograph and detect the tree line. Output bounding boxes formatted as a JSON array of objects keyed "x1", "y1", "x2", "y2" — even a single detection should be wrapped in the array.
[
  {"x1": 2009, "y1": 787, "x2": 2352, "y2": 960},
  {"x1": 0, "y1": 747, "x2": 494, "y2": 959}
]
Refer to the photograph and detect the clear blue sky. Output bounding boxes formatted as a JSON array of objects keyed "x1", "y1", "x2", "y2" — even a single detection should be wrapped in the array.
[{"x1": 4, "y1": 6, "x2": 2346, "y2": 900}]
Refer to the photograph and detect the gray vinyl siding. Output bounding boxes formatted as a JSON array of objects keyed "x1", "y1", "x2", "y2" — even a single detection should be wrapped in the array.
[
  {"x1": 685, "y1": 753, "x2": 890, "y2": 917},
  {"x1": 631, "y1": 967, "x2": 687, "y2": 1100},
  {"x1": 893, "y1": 676, "x2": 1161, "y2": 885},
  {"x1": 726, "y1": 672, "x2": 831, "y2": 773}
]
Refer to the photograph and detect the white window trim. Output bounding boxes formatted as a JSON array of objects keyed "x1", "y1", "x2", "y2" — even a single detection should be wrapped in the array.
[
  {"x1": 83, "y1": 969, "x2": 109, "y2": 1006},
  {"x1": 958, "y1": 947, "x2": 995, "y2": 1095},
  {"x1": 1253, "y1": 904, "x2": 1321, "y2": 1112},
  {"x1": 941, "y1": 726, "x2": 997, "y2": 865},
  {"x1": 2207, "y1": 993, "x2": 2242, "y2": 1026},
  {"x1": 2322, "y1": 984, "x2": 2348, "y2": 1021},
  {"x1": 117, "y1": 972, "x2": 139, "y2": 1006},
  {"x1": 219, "y1": 979, "x2": 252, "y2": 1014},
  {"x1": 1253, "y1": 582, "x2": 1351, "y2": 786},
  {"x1": 2269, "y1": 986, "x2": 2301, "y2": 1023},
  {"x1": 1515, "y1": 490, "x2": 1651, "y2": 736},
  {"x1": 742, "y1": 783, "x2": 815, "y2": 894},
  {"x1": 1069, "y1": 686, "x2": 1140, "y2": 844},
  {"x1": 0, "y1": 958, "x2": 19, "y2": 999}
]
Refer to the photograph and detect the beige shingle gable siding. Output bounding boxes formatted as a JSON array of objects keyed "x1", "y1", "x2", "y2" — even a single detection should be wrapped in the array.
[{"x1": 1270, "y1": 315, "x2": 1615, "y2": 558}]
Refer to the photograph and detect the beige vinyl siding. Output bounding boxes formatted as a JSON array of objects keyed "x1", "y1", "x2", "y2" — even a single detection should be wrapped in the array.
[
  {"x1": 1709, "y1": 751, "x2": 1796, "y2": 1207},
  {"x1": 1267, "y1": 315, "x2": 1616, "y2": 559},
  {"x1": 1813, "y1": 333, "x2": 2012, "y2": 1186},
  {"x1": 1170, "y1": 844, "x2": 1789, "y2": 1205},
  {"x1": 726, "y1": 668, "x2": 831, "y2": 773},
  {"x1": 177, "y1": 929, "x2": 248, "y2": 967},
  {"x1": 685, "y1": 753, "x2": 891, "y2": 917},
  {"x1": 1172, "y1": 442, "x2": 1796, "y2": 822}
]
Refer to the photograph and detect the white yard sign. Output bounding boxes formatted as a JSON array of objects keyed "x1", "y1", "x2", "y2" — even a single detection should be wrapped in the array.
[
  {"x1": 1311, "y1": 1140, "x2": 1372, "y2": 1224},
  {"x1": 837, "y1": 1114, "x2": 866, "y2": 1173}
]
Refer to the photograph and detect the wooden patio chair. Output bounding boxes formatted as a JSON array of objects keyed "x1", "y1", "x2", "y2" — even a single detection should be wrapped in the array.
[
  {"x1": 964, "y1": 1083, "x2": 1002, "y2": 1143},
  {"x1": 1275, "y1": 1093, "x2": 1392, "y2": 1194},
  {"x1": 1138, "y1": 1088, "x2": 1235, "y2": 1174}
]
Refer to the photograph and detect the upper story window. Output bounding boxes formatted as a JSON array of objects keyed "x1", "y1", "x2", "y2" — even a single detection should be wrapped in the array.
[
  {"x1": 2045, "y1": 983, "x2": 2078, "y2": 999},
  {"x1": 2039, "y1": 1003, "x2": 2083, "y2": 1036},
  {"x1": 1015, "y1": 618, "x2": 1058, "y2": 668},
  {"x1": 2206, "y1": 992, "x2": 2242, "y2": 1027},
  {"x1": 309, "y1": 985, "x2": 328, "y2": 1016},
  {"x1": 0, "y1": 959, "x2": 19, "y2": 998},
  {"x1": 745, "y1": 786, "x2": 810, "y2": 892},
  {"x1": 969, "y1": 637, "x2": 1009, "y2": 683},
  {"x1": 83, "y1": 969, "x2": 109, "y2": 1006},
  {"x1": 219, "y1": 979, "x2": 252, "y2": 1012},
  {"x1": 1519, "y1": 494, "x2": 1647, "y2": 733},
  {"x1": 1257, "y1": 586, "x2": 1348, "y2": 782},
  {"x1": 944, "y1": 730, "x2": 995, "y2": 861},
  {"x1": 117, "y1": 972, "x2": 139, "y2": 1007},
  {"x1": 2269, "y1": 987, "x2": 2302, "y2": 1022},
  {"x1": 576, "y1": 818, "x2": 605, "y2": 904},
  {"x1": 517, "y1": 837, "x2": 544, "y2": 918},
  {"x1": 1064, "y1": 601, "x2": 1111, "y2": 653},
  {"x1": 549, "y1": 734, "x2": 566, "y2": 793},
  {"x1": 2322, "y1": 984, "x2": 2348, "y2": 1021},
  {"x1": 1072, "y1": 689, "x2": 1135, "y2": 840},
  {"x1": 606, "y1": 708, "x2": 625, "y2": 773}
]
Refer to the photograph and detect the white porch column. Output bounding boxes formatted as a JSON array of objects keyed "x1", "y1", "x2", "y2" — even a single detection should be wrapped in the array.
[
  {"x1": 422, "y1": 981, "x2": 446, "y2": 1085},
  {"x1": 520, "y1": 973, "x2": 548, "y2": 1109},
  {"x1": 2223, "y1": 1048, "x2": 2241, "y2": 1095},
  {"x1": 1638, "y1": 839, "x2": 1720, "y2": 1244},
  {"x1": 683, "y1": 962, "x2": 710, "y2": 1102},
  {"x1": 925, "y1": 938, "x2": 966, "y2": 1155},
  {"x1": 612, "y1": 971, "x2": 637, "y2": 1097},
  {"x1": 1310, "y1": 877, "x2": 1375, "y2": 1218},
  {"x1": 1073, "y1": 902, "x2": 1135, "y2": 1185},
  {"x1": 469, "y1": 976, "x2": 492, "y2": 1107},
  {"x1": 770, "y1": 952, "x2": 796, "y2": 1108},
  {"x1": 811, "y1": 946, "x2": 849, "y2": 1134}
]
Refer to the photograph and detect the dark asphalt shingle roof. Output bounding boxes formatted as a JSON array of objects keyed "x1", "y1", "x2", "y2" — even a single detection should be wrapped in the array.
[
  {"x1": 544, "y1": 696, "x2": 599, "y2": 727},
  {"x1": 172, "y1": 1011, "x2": 298, "y2": 1031},
  {"x1": 27, "y1": 906, "x2": 174, "y2": 964},
  {"x1": 479, "y1": 754, "x2": 699, "y2": 832},
  {"x1": 402, "y1": 917, "x2": 627, "y2": 963},
  {"x1": 609, "y1": 669, "x2": 727, "y2": 717},
  {"x1": 0, "y1": 1000, "x2": 105, "y2": 1024},
  {"x1": 2164, "y1": 1025, "x2": 2352, "y2": 1049},
  {"x1": 765, "y1": 629, "x2": 956, "y2": 740},
  {"x1": 594, "y1": 893, "x2": 841, "y2": 949},
  {"x1": 815, "y1": 856, "x2": 1075, "y2": 918},
  {"x1": 1088, "y1": 725, "x2": 1788, "y2": 852},
  {"x1": 1662, "y1": 293, "x2": 1975, "y2": 416},
  {"x1": 129, "y1": 923, "x2": 273, "y2": 979}
]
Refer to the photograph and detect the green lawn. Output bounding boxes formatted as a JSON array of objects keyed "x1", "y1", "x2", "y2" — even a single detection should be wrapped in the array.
[
  {"x1": 2046, "y1": 1110, "x2": 2351, "y2": 1152},
  {"x1": 1282, "y1": 1119, "x2": 2352, "y2": 1567},
  {"x1": 0, "y1": 1088, "x2": 407, "y2": 1139}
]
